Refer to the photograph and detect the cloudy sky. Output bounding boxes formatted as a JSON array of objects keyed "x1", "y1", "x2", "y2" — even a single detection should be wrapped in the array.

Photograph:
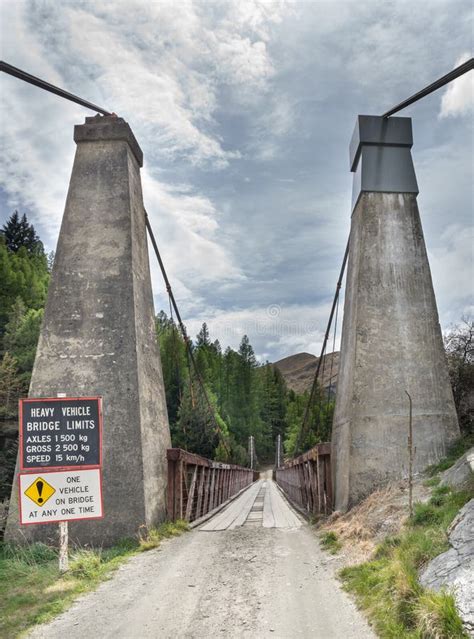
[{"x1": 0, "y1": 0, "x2": 472, "y2": 362}]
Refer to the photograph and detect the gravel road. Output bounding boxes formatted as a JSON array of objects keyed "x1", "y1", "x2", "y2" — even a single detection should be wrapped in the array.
[{"x1": 28, "y1": 519, "x2": 375, "y2": 638}]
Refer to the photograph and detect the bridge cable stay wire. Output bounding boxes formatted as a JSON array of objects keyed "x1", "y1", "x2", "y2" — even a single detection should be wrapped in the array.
[
  {"x1": 144, "y1": 211, "x2": 231, "y2": 458},
  {"x1": 310, "y1": 337, "x2": 328, "y2": 450},
  {"x1": 295, "y1": 235, "x2": 350, "y2": 456},
  {"x1": 168, "y1": 294, "x2": 190, "y2": 447},
  {"x1": 318, "y1": 338, "x2": 328, "y2": 433},
  {"x1": 382, "y1": 57, "x2": 473, "y2": 118},
  {"x1": 325, "y1": 293, "x2": 340, "y2": 413},
  {"x1": 0, "y1": 61, "x2": 112, "y2": 116},
  {"x1": 2, "y1": 57, "x2": 471, "y2": 124}
]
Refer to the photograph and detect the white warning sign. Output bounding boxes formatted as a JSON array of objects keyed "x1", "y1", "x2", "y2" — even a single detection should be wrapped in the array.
[{"x1": 19, "y1": 468, "x2": 103, "y2": 525}]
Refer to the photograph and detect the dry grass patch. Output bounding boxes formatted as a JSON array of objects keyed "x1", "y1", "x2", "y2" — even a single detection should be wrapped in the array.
[{"x1": 320, "y1": 481, "x2": 431, "y2": 563}]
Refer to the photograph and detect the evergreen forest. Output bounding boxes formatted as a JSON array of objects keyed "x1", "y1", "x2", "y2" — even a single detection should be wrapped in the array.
[
  {"x1": 1, "y1": 211, "x2": 471, "y2": 501},
  {"x1": 0, "y1": 212, "x2": 334, "y2": 501}
]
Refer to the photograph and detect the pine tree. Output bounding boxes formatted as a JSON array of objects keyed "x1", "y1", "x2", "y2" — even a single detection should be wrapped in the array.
[
  {"x1": 3, "y1": 305, "x2": 44, "y2": 387},
  {"x1": 0, "y1": 352, "x2": 24, "y2": 418},
  {"x1": 1, "y1": 211, "x2": 43, "y2": 254},
  {"x1": 156, "y1": 312, "x2": 188, "y2": 425},
  {"x1": 156, "y1": 318, "x2": 293, "y2": 464},
  {"x1": 196, "y1": 322, "x2": 210, "y2": 347},
  {"x1": 175, "y1": 382, "x2": 220, "y2": 459},
  {"x1": 0, "y1": 234, "x2": 49, "y2": 345},
  {"x1": 259, "y1": 364, "x2": 288, "y2": 457}
]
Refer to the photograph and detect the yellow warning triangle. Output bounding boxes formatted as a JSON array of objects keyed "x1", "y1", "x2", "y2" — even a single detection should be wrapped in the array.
[{"x1": 24, "y1": 477, "x2": 55, "y2": 507}]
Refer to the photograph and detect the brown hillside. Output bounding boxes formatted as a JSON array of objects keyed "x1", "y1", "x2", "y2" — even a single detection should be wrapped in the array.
[{"x1": 274, "y1": 351, "x2": 340, "y2": 395}]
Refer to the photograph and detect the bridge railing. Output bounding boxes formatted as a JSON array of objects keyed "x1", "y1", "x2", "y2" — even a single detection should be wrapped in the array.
[
  {"x1": 167, "y1": 448, "x2": 258, "y2": 523},
  {"x1": 275, "y1": 443, "x2": 332, "y2": 517}
]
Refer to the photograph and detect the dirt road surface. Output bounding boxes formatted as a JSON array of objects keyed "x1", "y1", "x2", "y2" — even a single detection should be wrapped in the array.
[{"x1": 28, "y1": 482, "x2": 374, "y2": 638}]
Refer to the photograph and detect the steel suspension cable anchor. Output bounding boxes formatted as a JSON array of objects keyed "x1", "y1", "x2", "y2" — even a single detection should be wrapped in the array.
[{"x1": 144, "y1": 210, "x2": 230, "y2": 456}]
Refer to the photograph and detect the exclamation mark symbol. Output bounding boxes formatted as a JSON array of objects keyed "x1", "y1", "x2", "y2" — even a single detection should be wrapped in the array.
[{"x1": 36, "y1": 480, "x2": 44, "y2": 504}]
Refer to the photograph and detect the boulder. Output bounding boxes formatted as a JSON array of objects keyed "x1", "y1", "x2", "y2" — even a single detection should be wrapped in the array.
[
  {"x1": 420, "y1": 499, "x2": 474, "y2": 634},
  {"x1": 440, "y1": 448, "x2": 474, "y2": 492}
]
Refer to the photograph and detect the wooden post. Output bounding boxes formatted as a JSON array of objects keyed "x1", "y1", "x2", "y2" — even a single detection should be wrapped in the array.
[
  {"x1": 196, "y1": 466, "x2": 206, "y2": 519},
  {"x1": 324, "y1": 454, "x2": 333, "y2": 513},
  {"x1": 59, "y1": 521, "x2": 68, "y2": 573},
  {"x1": 177, "y1": 460, "x2": 184, "y2": 520},
  {"x1": 167, "y1": 457, "x2": 176, "y2": 521},
  {"x1": 57, "y1": 393, "x2": 69, "y2": 573},
  {"x1": 405, "y1": 390, "x2": 414, "y2": 518},
  {"x1": 185, "y1": 466, "x2": 198, "y2": 521},
  {"x1": 316, "y1": 453, "x2": 322, "y2": 513},
  {"x1": 208, "y1": 469, "x2": 216, "y2": 511}
]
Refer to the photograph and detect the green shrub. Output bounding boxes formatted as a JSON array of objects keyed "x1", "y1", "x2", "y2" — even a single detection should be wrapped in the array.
[
  {"x1": 425, "y1": 434, "x2": 474, "y2": 476},
  {"x1": 0, "y1": 541, "x2": 57, "y2": 565},
  {"x1": 319, "y1": 531, "x2": 342, "y2": 554}
]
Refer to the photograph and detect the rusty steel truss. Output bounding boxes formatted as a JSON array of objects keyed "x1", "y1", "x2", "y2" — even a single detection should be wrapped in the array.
[
  {"x1": 167, "y1": 448, "x2": 258, "y2": 523},
  {"x1": 275, "y1": 443, "x2": 332, "y2": 517}
]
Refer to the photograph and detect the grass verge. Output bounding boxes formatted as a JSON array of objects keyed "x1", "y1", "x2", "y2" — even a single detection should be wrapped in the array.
[
  {"x1": 0, "y1": 520, "x2": 188, "y2": 638},
  {"x1": 339, "y1": 485, "x2": 471, "y2": 638},
  {"x1": 319, "y1": 530, "x2": 342, "y2": 554},
  {"x1": 425, "y1": 434, "x2": 474, "y2": 477}
]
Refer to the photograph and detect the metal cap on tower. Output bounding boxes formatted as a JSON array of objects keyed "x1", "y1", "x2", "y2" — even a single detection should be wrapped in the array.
[{"x1": 350, "y1": 115, "x2": 418, "y2": 210}]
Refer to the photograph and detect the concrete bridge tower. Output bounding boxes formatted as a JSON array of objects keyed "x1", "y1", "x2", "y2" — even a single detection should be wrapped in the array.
[
  {"x1": 332, "y1": 115, "x2": 460, "y2": 512},
  {"x1": 6, "y1": 115, "x2": 171, "y2": 545}
]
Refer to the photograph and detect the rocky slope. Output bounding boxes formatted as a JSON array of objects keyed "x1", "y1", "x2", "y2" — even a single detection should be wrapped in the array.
[{"x1": 420, "y1": 450, "x2": 474, "y2": 635}]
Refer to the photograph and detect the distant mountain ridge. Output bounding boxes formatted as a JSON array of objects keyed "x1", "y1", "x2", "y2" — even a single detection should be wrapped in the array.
[{"x1": 273, "y1": 351, "x2": 340, "y2": 395}]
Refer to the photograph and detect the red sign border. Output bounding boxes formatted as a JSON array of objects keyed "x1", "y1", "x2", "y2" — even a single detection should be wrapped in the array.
[
  {"x1": 19, "y1": 396, "x2": 103, "y2": 472},
  {"x1": 19, "y1": 467, "x2": 104, "y2": 526}
]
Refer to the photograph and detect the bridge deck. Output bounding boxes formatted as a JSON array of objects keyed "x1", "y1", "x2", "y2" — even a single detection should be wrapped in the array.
[
  {"x1": 28, "y1": 475, "x2": 374, "y2": 639},
  {"x1": 199, "y1": 478, "x2": 302, "y2": 531}
]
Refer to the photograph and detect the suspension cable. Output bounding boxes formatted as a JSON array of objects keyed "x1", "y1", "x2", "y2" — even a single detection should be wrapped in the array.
[
  {"x1": 144, "y1": 211, "x2": 230, "y2": 456},
  {"x1": 326, "y1": 293, "x2": 339, "y2": 408},
  {"x1": 295, "y1": 234, "x2": 350, "y2": 455},
  {"x1": 382, "y1": 57, "x2": 473, "y2": 118},
  {"x1": 4, "y1": 57, "x2": 471, "y2": 123},
  {"x1": 0, "y1": 61, "x2": 112, "y2": 115}
]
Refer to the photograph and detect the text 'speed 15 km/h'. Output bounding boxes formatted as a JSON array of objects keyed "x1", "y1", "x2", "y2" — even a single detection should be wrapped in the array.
[{"x1": 20, "y1": 397, "x2": 102, "y2": 470}]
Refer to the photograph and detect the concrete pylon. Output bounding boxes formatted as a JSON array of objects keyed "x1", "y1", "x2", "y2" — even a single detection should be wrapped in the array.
[
  {"x1": 331, "y1": 115, "x2": 459, "y2": 512},
  {"x1": 5, "y1": 115, "x2": 171, "y2": 545}
]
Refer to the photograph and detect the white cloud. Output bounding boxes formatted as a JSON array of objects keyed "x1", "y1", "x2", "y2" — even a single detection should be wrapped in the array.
[
  {"x1": 0, "y1": 0, "x2": 281, "y2": 280},
  {"x1": 440, "y1": 53, "x2": 474, "y2": 118},
  {"x1": 428, "y1": 225, "x2": 474, "y2": 326},
  {"x1": 142, "y1": 169, "x2": 245, "y2": 291},
  {"x1": 0, "y1": 4, "x2": 83, "y2": 239},
  {"x1": 182, "y1": 300, "x2": 339, "y2": 361}
]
